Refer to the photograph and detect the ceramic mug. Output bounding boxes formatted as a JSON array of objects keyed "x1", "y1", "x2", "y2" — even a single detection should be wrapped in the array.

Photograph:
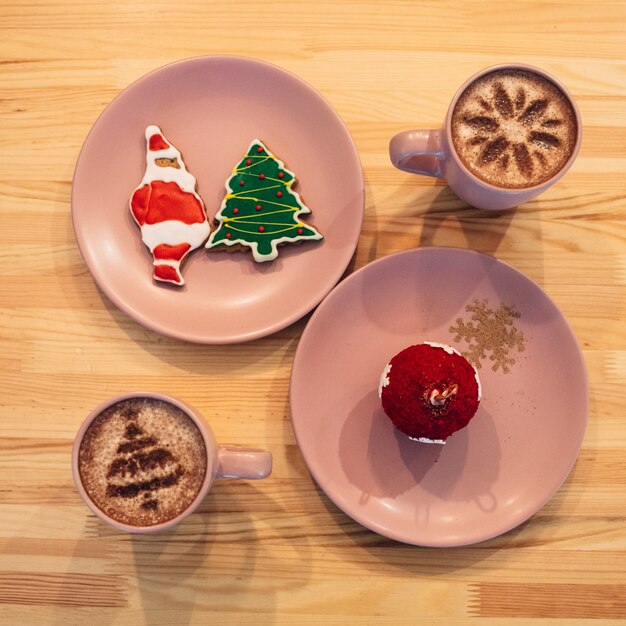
[
  {"x1": 389, "y1": 63, "x2": 582, "y2": 210},
  {"x1": 72, "y1": 391, "x2": 272, "y2": 533}
]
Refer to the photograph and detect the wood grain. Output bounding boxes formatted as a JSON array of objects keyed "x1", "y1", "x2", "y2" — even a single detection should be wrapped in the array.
[
  {"x1": 470, "y1": 582, "x2": 626, "y2": 619},
  {"x1": 1, "y1": 0, "x2": 625, "y2": 623}
]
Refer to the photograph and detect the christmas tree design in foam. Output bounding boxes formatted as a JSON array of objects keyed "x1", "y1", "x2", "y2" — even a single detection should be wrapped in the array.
[
  {"x1": 205, "y1": 140, "x2": 323, "y2": 262},
  {"x1": 106, "y1": 421, "x2": 184, "y2": 512}
]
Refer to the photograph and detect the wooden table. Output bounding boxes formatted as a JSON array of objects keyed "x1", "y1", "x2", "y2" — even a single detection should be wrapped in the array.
[{"x1": 1, "y1": 1, "x2": 625, "y2": 623}]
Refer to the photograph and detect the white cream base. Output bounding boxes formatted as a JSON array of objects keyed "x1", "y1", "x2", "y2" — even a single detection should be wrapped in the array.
[
  {"x1": 378, "y1": 363, "x2": 392, "y2": 397},
  {"x1": 408, "y1": 436, "x2": 446, "y2": 445}
]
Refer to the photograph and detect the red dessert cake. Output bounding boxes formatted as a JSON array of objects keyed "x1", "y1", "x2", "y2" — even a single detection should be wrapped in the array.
[{"x1": 378, "y1": 342, "x2": 482, "y2": 444}]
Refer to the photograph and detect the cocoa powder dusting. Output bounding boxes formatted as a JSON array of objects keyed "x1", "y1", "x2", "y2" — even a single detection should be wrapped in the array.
[
  {"x1": 116, "y1": 436, "x2": 157, "y2": 454},
  {"x1": 78, "y1": 397, "x2": 207, "y2": 527}
]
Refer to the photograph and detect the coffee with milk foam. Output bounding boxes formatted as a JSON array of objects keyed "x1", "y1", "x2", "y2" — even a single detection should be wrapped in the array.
[
  {"x1": 78, "y1": 397, "x2": 207, "y2": 527},
  {"x1": 451, "y1": 69, "x2": 577, "y2": 189}
]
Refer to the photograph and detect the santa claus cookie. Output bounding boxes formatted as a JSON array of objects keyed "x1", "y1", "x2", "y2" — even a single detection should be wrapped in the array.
[
  {"x1": 130, "y1": 125, "x2": 210, "y2": 286},
  {"x1": 379, "y1": 342, "x2": 482, "y2": 444},
  {"x1": 205, "y1": 139, "x2": 323, "y2": 262}
]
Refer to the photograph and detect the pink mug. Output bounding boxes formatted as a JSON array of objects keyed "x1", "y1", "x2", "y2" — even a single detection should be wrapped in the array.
[
  {"x1": 389, "y1": 63, "x2": 582, "y2": 210},
  {"x1": 72, "y1": 392, "x2": 272, "y2": 533}
]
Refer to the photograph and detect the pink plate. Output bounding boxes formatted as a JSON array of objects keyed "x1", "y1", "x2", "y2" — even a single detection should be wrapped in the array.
[
  {"x1": 290, "y1": 247, "x2": 588, "y2": 546},
  {"x1": 72, "y1": 56, "x2": 364, "y2": 343}
]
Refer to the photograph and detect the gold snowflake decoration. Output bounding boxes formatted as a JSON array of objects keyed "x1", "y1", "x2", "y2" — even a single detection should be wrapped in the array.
[{"x1": 449, "y1": 299, "x2": 526, "y2": 373}]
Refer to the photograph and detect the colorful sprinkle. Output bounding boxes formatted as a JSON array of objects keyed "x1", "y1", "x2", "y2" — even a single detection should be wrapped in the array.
[
  {"x1": 233, "y1": 207, "x2": 239, "y2": 214},
  {"x1": 246, "y1": 159, "x2": 252, "y2": 166},
  {"x1": 256, "y1": 204, "x2": 262, "y2": 211},
  {"x1": 259, "y1": 173, "x2": 265, "y2": 180},
  {"x1": 258, "y1": 226, "x2": 265, "y2": 233},
  {"x1": 278, "y1": 172, "x2": 285, "y2": 179},
  {"x1": 239, "y1": 180, "x2": 245, "y2": 186},
  {"x1": 276, "y1": 191, "x2": 283, "y2": 197}
]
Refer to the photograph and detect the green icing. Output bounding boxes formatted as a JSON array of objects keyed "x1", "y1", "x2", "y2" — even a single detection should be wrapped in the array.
[{"x1": 206, "y1": 140, "x2": 323, "y2": 262}]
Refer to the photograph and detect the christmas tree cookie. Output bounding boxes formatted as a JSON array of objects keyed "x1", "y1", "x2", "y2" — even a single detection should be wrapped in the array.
[{"x1": 205, "y1": 140, "x2": 323, "y2": 262}]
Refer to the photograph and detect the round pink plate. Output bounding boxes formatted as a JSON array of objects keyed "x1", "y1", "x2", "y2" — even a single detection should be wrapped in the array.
[
  {"x1": 290, "y1": 247, "x2": 588, "y2": 547},
  {"x1": 72, "y1": 56, "x2": 364, "y2": 343}
]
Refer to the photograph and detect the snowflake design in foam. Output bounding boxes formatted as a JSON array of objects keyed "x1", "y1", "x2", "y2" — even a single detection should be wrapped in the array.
[
  {"x1": 449, "y1": 299, "x2": 526, "y2": 373},
  {"x1": 458, "y1": 80, "x2": 568, "y2": 181}
]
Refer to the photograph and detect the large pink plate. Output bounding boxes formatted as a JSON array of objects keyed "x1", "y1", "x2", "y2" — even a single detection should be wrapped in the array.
[
  {"x1": 72, "y1": 56, "x2": 364, "y2": 343},
  {"x1": 290, "y1": 247, "x2": 588, "y2": 546}
]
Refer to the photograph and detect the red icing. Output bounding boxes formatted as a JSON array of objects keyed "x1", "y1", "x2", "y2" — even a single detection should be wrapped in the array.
[
  {"x1": 131, "y1": 181, "x2": 206, "y2": 226},
  {"x1": 149, "y1": 134, "x2": 170, "y2": 151},
  {"x1": 380, "y1": 344, "x2": 480, "y2": 441},
  {"x1": 226, "y1": 232, "x2": 232, "y2": 239},
  {"x1": 276, "y1": 191, "x2": 283, "y2": 197},
  {"x1": 256, "y1": 204, "x2": 262, "y2": 211},
  {"x1": 239, "y1": 180, "x2": 245, "y2": 186},
  {"x1": 259, "y1": 174, "x2": 265, "y2": 180},
  {"x1": 278, "y1": 172, "x2": 284, "y2": 179},
  {"x1": 130, "y1": 184, "x2": 151, "y2": 225},
  {"x1": 258, "y1": 226, "x2": 265, "y2": 233},
  {"x1": 153, "y1": 243, "x2": 191, "y2": 261},
  {"x1": 297, "y1": 228, "x2": 303, "y2": 235},
  {"x1": 257, "y1": 147, "x2": 264, "y2": 153},
  {"x1": 233, "y1": 207, "x2": 239, "y2": 214},
  {"x1": 246, "y1": 159, "x2": 252, "y2": 166},
  {"x1": 154, "y1": 264, "x2": 182, "y2": 284}
]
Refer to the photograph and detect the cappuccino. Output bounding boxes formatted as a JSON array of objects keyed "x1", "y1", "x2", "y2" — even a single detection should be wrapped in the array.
[
  {"x1": 451, "y1": 69, "x2": 577, "y2": 189},
  {"x1": 78, "y1": 397, "x2": 207, "y2": 527}
]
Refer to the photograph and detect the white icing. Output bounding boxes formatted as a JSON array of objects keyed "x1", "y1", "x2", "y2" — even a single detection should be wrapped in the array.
[
  {"x1": 378, "y1": 363, "x2": 392, "y2": 397},
  {"x1": 139, "y1": 125, "x2": 200, "y2": 195},
  {"x1": 151, "y1": 258, "x2": 179, "y2": 269},
  {"x1": 205, "y1": 139, "x2": 323, "y2": 262},
  {"x1": 209, "y1": 231, "x2": 322, "y2": 263},
  {"x1": 140, "y1": 220, "x2": 211, "y2": 252}
]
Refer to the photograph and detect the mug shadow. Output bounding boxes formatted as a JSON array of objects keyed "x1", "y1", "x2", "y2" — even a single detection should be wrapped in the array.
[
  {"x1": 381, "y1": 177, "x2": 546, "y2": 290},
  {"x1": 418, "y1": 185, "x2": 518, "y2": 258},
  {"x1": 415, "y1": 184, "x2": 547, "y2": 290},
  {"x1": 194, "y1": 479, "x2": 312, "y2": 626},
  {"x1": 65, "y1": 479, "x2": 277, "y2": 624},
  {"x1": 128, "y1": 480, "x2": 284, "y2": 626},
  {"x1": 129, "y1": 514, "x2": 212, "y2": 626}
]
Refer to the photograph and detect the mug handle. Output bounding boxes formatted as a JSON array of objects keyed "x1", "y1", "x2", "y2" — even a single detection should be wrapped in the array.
[
  {"x1": 217, "y1": 445, "x2": 272, "y2": 480},
  {"x1": 389, "y1": 129, "x2": 444, "y2": 177}
]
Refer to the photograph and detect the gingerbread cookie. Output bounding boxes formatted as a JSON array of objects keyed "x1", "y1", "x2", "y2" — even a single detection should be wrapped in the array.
[
  {"x1": 130, "y1": 125, "x2": 210, "y2": 286},
  {"x1": 205, "y1": 140, "x2": 323, "y2": 262}
]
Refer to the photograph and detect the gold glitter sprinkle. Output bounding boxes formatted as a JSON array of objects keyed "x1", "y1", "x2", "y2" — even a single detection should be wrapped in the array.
[{"x1": 449, "y1": 299, "x2": 526, "y2": 373}]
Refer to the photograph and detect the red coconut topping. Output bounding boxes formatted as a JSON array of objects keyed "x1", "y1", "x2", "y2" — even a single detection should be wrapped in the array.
[{"x1": 380, "y1": 343, "x2": 480, "y2": 441}]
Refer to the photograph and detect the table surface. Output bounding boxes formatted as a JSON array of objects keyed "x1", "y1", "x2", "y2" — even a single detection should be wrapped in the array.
[{"x1": 1, "y1": 1, "x2": 625, "y2": 624}]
